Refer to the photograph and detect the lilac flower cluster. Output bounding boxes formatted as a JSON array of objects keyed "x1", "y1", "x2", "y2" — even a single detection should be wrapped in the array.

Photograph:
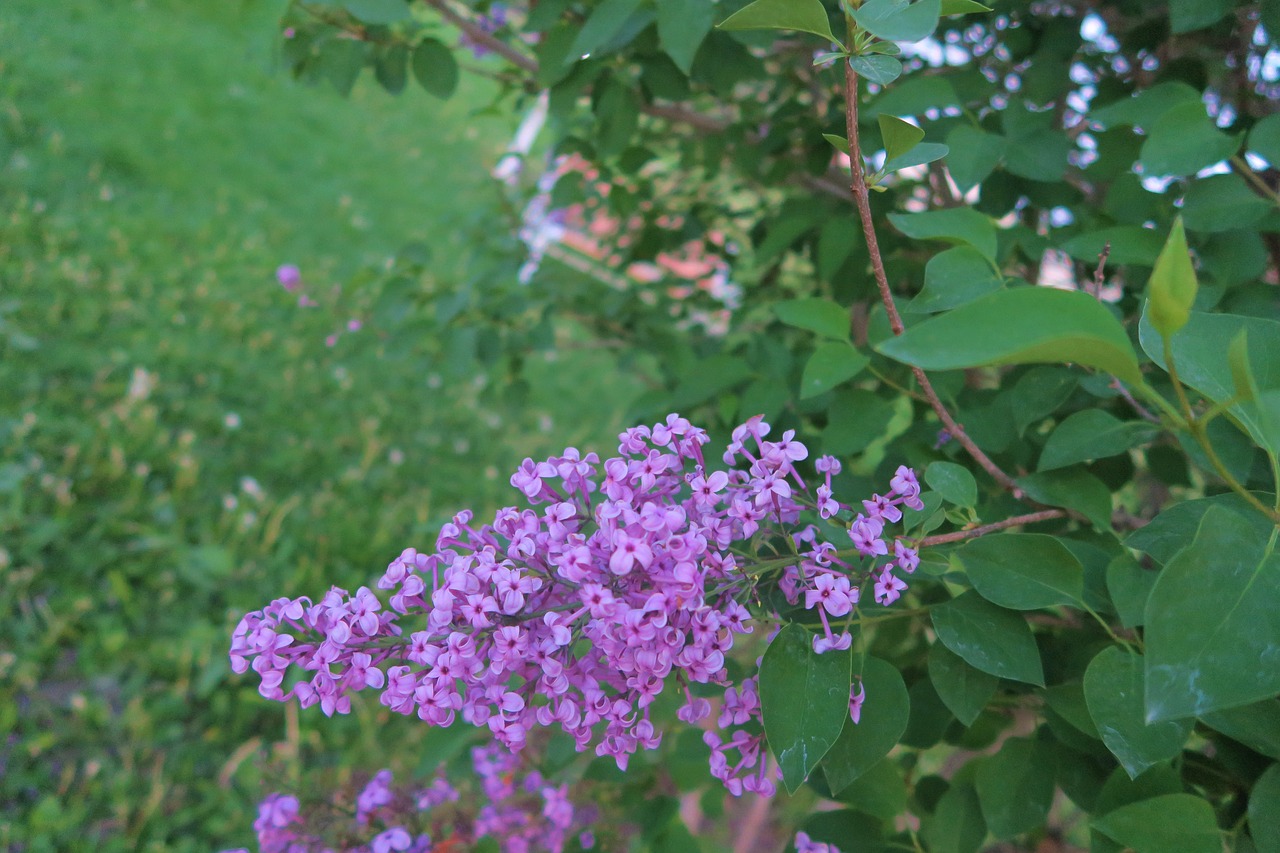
[
  {"x1": 223, "y1": 746, "x2": 599, "y2": 853},
  {"x1": 230, "y1": 415, "x2": 921, "y2": 795},
  {"x1": 795, "y1": 831, "x2": 844, "y2": 853}
]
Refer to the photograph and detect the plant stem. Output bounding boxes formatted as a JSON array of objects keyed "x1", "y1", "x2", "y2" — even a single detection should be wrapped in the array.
[
  {"x1": 1231, "y1": 155, "x2": 1280, "y2": 206},
  {"x1": 915, "y1": 510, "x2": 1068, "y2": 547},
  {"x1": 841, "y1": 60, "x2": 1024, "y2": 498}
]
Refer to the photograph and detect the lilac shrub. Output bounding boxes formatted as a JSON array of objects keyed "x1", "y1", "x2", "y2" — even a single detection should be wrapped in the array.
[
  {"x1": 231, "y1": 414, "x2": 922, "y2": 799},
  {"x1": 224, "y1": 745, "x2": 603, "y2": 852}
]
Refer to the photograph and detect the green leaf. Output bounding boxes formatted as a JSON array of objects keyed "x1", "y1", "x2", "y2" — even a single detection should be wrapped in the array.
[
  {"x1": 717, "y1": 0, "x2": 839, "y2": 44},
  {"x1": 1016, "y1": 468, "x2": 1113, "y2": 531},
  {"x1": 1038, "y1": 410, "x2": 1158, "y2": 471},
  {"x1": 823, "y1": 132, "x2": 849, "y2": 151},
  {"x1": 822, "y1": 390, "x2": 898, "y2": 456},
  {"x1": 1124, "y1": 492, "x2": 1275, "y2": 565},
  {"x1": 1092, "y1": 794, "x2": 1223, "y2": 853},
  {"x1": 922, "y1": 778, "x2": 987, "y2": 853},
  {"x1": 1004, "y1": 129, "x2": 1070, "y2": 181},
  {"x1": 932, "y1": 591, "x2": 1044, "y2": 685},
  {"x1": 878, "y1": 114, "x2": 925, "y2": 163},
  {"x1": 343, "y1": 0, "x2": 409, "y2": 24},
  {"x1": 316, "y1": 38, "x2": 368, "y2": 96},
  {"x1": 822, "y1": 657, "x2": 910, "y2": 793},
  {"x1": 924, "y1": 461, "x2": 977, "y2": 507},
  {"x1": 1248, "y1": 113, "x2": 1280, "y2": 165},
  {"x1": 775, "y1": 298, "x2": 849, "y2": 340},
  {"x1": 1041, "y1": 681, "x2": 1100, "y2": 739},
  {"x1": 1181, "y1": 173, "x2": 1273, "y2": 233},
  {"x1": 877, "y1": 287, "x2": 1143, "y2": 385},
  {"x1": 832, "y1": 759, "x2": 907, "y2": 821},
  {"x1": 571, "y1": 0, "x2": 644, "y2": 59},
  {"x1": 905, "y1": 246, "x2": 1004, "y2": 314},
  {"x1": 1008, "y1": 367, "x2": 1079, "y2": 434},
  {"x1": 940, "y1": 0, "x2": 991, "y2": 13},
  {"x1": 412, "y1": 38, "x2": 459, "y2": 99},
  {"x1": 801, "y1": 341, "x2": 871, "y2": 399},
  {"x1": 1089, "y1": 82, "x2": 1201, "y2": 131},
  {"x1": 1139, "y1": 306, "x2": 1280, "y2": 453},
  {"x1": 1249, "y1": 764, "x2": 1280, "y2": 853},
  {"x1": 657, "y1": 0, "x2": 714, "y2": 74},
  {"x1": 945, "y1": 126, "x2": 1004, "y2": 191},
  {"x1": 928, "y1": 642, "x2": 997, "y2": 725},
  {"x1": 1140, "y1": 102, "x2": 1240, "y2": 177},
  {"x1": 1106, "y1": 553, "x2": 1160, "y2": 629},
  {"x1": 1203, "y1": 699, "x2": 1280, "y2": 761},
  {"x1": 759, "y1": 623, "x2": 852, "y2": 793},
  {"x1": 373, "y1": 44, "x2": 408, "y2": 94},
  {"x1": 975, "y1": 738, "x2": 1056, "y2": 838},
  {"x1": 888, "y1": 208, "x2": 996, "y2": 259},
  {"x1": 848, "y1": 54, "x2": 902, "y2": 86},
  {"x1": 1084, "y1": 646, "x2": 1193, "y2": 779},
  {"x1": 1170, "y1": 0, "x2": 1233, "y2": 33},
  {"x1": 853, "y1": 0, "x2": 942, "y2": 43},
  {"x1": 1147, "y1": 218, "x2": 1198, "y2": 338},
  {"x1": 1059, "y1": 226, "x2": 1165, "y2": 268},
  {"x1": 884, "y1": 142, "x2": 949, "y2": 172},
  {"x1": 1144, "y1": 506, "x2": 1280, "y2": 722},
  {"x1": 957, "y1": 533, "x2": 1085, "y2": 610}
]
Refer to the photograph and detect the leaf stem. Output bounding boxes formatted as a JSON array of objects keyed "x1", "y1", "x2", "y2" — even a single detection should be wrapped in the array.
[
  {"x1": 841, "y1": 56, "x2": 1023, "y2": 499},
  {"x1": 914, "y1": 510, "x2": 1068, "y2": 547},
  {"x1": 1230, "y1": 154, "x2": 1280, "y2": 206}
]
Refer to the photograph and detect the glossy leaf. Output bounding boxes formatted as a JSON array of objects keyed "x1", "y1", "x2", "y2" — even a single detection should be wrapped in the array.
[
  {"x1": 888, "y1": 208, "x2": 996, "y2": 259},
  {"x1": 775, "y1": 298, "x2": 849, "y2": 340},
  {"x1": 343, "y1": 0, "x2": 409, "y2": 24},
  {"x1": 1041, "y1": 681, "x2": 1100, "y2": 739},
  {"x1": 571, "y1": 0, "x2": 646, "y2": 59},
  {"x1": 1089, "y1": 81, "x2": 1200, "y2": 131},
  {"x1": 975, "y1": 738, "x2": 1055, "y2": 838},
  {"x1": 877, "y1": 287, "x2": 1144, "y2": 385},
  {"x1": 905, "y1": 245, "x2": 1004, "y2": 314},
  {"x1": 1106, "y1": 553, "x2": 1160, "y2": 629},
  {"x1": 922, "y1": 778, "x2": 987, "y2": 853},
  {"x1": 928, "y1": 642, "x2": 997, "y2": 725},
  {"x1": 1203, "y1": 699, "x2": 1280, "y2": 761},
  {"x1": 657, "y1": 0, "x2": 714, "y2": 74},
  {"x1": 1248, "y1": 112, "x2": 1280, "y2": 164},
  {"x1": 1092, "y1": 794, "x2": 1222, "y2": 853},
  {"x1": 1059, "y1": 226, "x2": 1164, "y2": 267},
  {"x1": 1124, "y1": 492, "x2": 1275, "y2": 565},
  {"x1": 1145, "y1": 506, "x2": 1280, "y2": 722},
  {"x1": 1249, "y1": 764, "x2": 1280, "y2": 853},
  {"x1": 1084, "y1": 646, "x2": 1192, "y2": 779},
  {"x1": 932, "y1": 591, "x2": 1044, "y2": 685},
  {"x1": 1016, "y1": 468, "x2": 1113, "y2": 530},
  {"x1": 1170, "y1": 0, "x2": 1233, "y2": 33},
  {"x1": 832, "y1": 759, "x2": 907, "y2": 821},
  {"x1": 1140, "y1": 102, "x2": 1240, "y2": 177},
  {"x1": 412, "y1": 38, "x2": 459, "y2": 99},
  {"x1": 957, "y1": 533, "x2": 1085, "y2": 610},
  {"x1": 1038, "y1": 410, "x2": 1158, "y2": 471},
  {"x1": 878, "y1": 114, "x2": 925, "y2": 163},
  {"x1": 717, "y1": 0, "x2": 839, "y2": 44},
  {"x1": 822, "y1": 657, "x2": 909, "y2": 793},
  {"x1": 1146, "y1": 217, "x2": 1198, "y2": 337},
  {"x1": 853, "y1": 0, "x2": 942, "y2": 43},
  {"x1": 940, "y1": 0, "x2": 991, "y2": 12},
  {"x1": 1181, "y1": 173, "x2": 1273, "y2": 232},
  {"x1": 924, "y1": 461, "x2": 977, "y2": 507},
  {"x1": 848, "y1": 54, "x2": 902, "y2": 86},
  {"x1": 759, "y1": 623, "x2": 852, "y2": 793},
  {"x1": 801, "y1": 341, "x2": 870, "y2": 399},
  {"x1": 883, "y1": 141, "x2": 949, "y2": 172},
  {"x1": 1139, "y1": 306, "x2": 1280, "y2": 453},
  {"x1": 945, "y1": 125, "x2": 1004, "y2": 191}
]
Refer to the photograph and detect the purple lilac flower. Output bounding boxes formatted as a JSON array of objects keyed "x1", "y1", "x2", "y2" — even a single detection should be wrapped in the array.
[
  {"x1": 230, "y1": 415, "x2": 919, "y2": 797},
  {"x1": 276, "y1": 264, "x2": 301, "y2": 291},
  {"x1": 796, "y1": 830, "x2": 843, "y2": 853}
]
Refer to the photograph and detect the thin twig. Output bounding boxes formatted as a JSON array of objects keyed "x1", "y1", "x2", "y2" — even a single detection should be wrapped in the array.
[
  {"x1": 1111, "y1": 379, "x2": 1161, "y2": 424},
  {"x1": 422, "y1": 0, "x2": 536, "y2": 72},
  {"x1": 916, "y1": 510, "x2": 1068, "y2": 547},
  {"x1": 841, "y1": 60, "x2": 1023, "y2": 497},
  {"x1": 1089, "y1": 241, "x2": 1111, "y2": 298}
]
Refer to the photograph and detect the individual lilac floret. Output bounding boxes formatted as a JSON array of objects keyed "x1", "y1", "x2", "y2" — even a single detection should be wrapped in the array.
[
  {"x1": 276, "y1": 264, "x2": 301, "y2": 291},
  {"x1": 230, "y1": 415, "x2": 922, "y2": 794}
]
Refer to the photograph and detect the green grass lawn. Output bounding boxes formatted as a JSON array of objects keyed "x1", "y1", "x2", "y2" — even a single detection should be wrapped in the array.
[{"x1": 0, "y1": 1, "x2": 645, "y2": 849}]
